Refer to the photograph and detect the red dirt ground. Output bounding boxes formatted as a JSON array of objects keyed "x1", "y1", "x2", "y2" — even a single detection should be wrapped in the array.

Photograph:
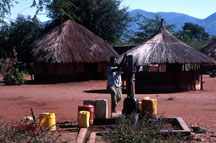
[{"x1": 0, "y1": 75, "x2": 216, "y2": 141}]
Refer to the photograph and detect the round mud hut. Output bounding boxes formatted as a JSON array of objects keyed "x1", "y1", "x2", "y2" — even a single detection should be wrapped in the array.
[
  {"x1": 118, "y1": 19, "x2": 216, "y2": 92},
  {"x1": 30, "y1": 20, "x2": 118, "y2": 82}
]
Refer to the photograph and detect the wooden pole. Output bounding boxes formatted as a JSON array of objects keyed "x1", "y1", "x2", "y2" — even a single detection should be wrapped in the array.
[
  {"x1": 31, "y1": 108, "x2": 36, "y2": 121},
  {"x1": 157, "y1": 64, "x2": 160, "y2": 92},
  {"x1": 175, "y1": 71, "x2": 178, "y2": 91},
  {"x1": 193, "y1": 64, "x2": 196, "y2": 90},
  {"x1": 175, "y1": 64, "x2": 178, "y2": 91},
  {"x1": 200, "y1": 64, "x2": 203, "y2": 90}
]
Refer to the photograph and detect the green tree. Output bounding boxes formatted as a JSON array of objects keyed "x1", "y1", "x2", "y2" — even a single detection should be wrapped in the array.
[
  {"x1": 31, "y1": 0, "x2": 53, "y2": 18},
  {"x1": 130, "y1": 15, "x2": 175, "y2": 44},
  {"x1": 175, "y1": 23, "x2": 210, "y2": 50},
  {"x1": 46, "y1": 0, "x2": 129, "y2": 43},
  {"x1": 0, "y1": 15, "x2": 43, "y2": 60},
  {"x1": 47, "y1": 0, "x2": 77, "y2": 22},
  {"x1": 1, "y1": 0, "x2": 129, "y2": 44},
  {"x1": 0, "y1": 0, "x2": 52, "y2": 24},
  {"x1": 0, "y1": 0, "x2": 17, "y2": 24},
  {"x1": 176, "y1": 23, "x2": 209, "y2": 40}
]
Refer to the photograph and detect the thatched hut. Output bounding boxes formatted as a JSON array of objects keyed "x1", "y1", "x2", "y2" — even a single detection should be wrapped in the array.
[
  {"x1": 201, "y1": 40, "x2": 216, "y2": 60},
  {"x1": 118, "y1": 19, "x2": 215, "y2": 92},
  {"x1": 200, "y1": 40, "x2": 216, "y2": 71},
  {"x1": 30, "y1": 20, "x2": 118, "y2": 82}
]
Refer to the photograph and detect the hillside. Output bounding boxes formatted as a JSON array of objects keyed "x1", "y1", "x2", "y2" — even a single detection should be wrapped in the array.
[{"x1": 128, "y1": 9, "x2": 216, "y2": 35}]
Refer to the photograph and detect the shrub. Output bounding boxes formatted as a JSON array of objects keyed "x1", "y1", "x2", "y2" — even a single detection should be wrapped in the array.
[
  {"x1": 1, "y1": 48, "x2": 26, "y2": 85},
  {"x1": 0, "y1": 120, "x2": 61, "y2": 143},
  {"x1": 3, "y1": 65, "x2": 26, "y2": 85},
  {"x1": 103, "y1": 115, "x2": 192, "y2": 143}
]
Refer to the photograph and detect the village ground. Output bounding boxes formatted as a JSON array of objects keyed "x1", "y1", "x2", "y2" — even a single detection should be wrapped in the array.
[{"x1": 0, "y1": 75, "x2": 216, "y2": 142}]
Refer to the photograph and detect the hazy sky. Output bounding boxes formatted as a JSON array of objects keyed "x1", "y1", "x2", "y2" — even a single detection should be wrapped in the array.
[
  {"x1": 9, "y1": 0, "x2": 49, "y2": 22},
  {"x1": 9, "y1": 0, "x2": 216, "y2": 22},
  {"x1": 122, "y1": 0, "x2": 216, "y2": 19}
]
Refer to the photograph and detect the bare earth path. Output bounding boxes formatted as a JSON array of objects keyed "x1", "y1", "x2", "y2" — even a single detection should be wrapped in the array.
[{"x1": 0, "y1": 75, "x2": 216, "y2": 140}]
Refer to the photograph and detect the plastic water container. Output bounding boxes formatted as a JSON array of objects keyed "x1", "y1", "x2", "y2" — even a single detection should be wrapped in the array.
[
  {"x1": 46, "y1": 113, "x2": 56, "y2": 131},
  {"x1": 78, "y1": 111, "x2": 90, "y2": 128},
  {"x1": 78, "y1": 104, "x2": 94, "y2": 125},
  {"x1": 83, "y1": 100, "x2": 95, "y2": 106},
  {"x1": 142, "y1": 97, "x2": 157, "y2": 118},
  {"x1": 95, "y1": 99, "x2": 108, "y2": 119},
  {"x1": 39, "y1": 112, "x2": 49, "y2": 129}
]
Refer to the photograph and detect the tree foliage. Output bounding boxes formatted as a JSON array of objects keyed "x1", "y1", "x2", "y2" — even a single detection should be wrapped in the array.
[
  {"x1": 0, "y1": 15, "x2": 43, "y2": 60},
  {"x1": 1, "y1": 0, "x2": 129, "y2": 44},
  {"x1": 175, "y1": 23, "x2": 209, "y2": 40},
  {"x1": 175, "y1": 22, "x2": 210, "y2": 50},
  {"x1": 130, "y1": 15, "x2": 175, "y2": 44},
  {"x1": 45, "y1": 0, "x2": 129, "y2": 43},
  {"x1": 0, "y1": 0, "x2": 17, "y2": 24},
  {"x1": 47, "y1": 0, "x2": 77, "y2": 22},
  {"x1": 31, "y1": 0, "x2": 52, "y2": 17},
  {"x1": 0, "y1": 0, "x2": 51, "y2": 23}
]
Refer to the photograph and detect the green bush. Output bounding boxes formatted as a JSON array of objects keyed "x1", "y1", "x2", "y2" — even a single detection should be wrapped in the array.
[
  {"x1": 1, "y1": 48, "x2": 26, "y2": 85},
  {"x1": 3, "y1": 66, "x2": 26, "y2": 85},
  {"x1": 103, "y1": 115, "x2": 192, "y2": 143}
]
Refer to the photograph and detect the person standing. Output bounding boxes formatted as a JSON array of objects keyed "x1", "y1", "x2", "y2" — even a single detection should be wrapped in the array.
[{"x1": 107, "y1": 56, "x2": 126, "y2": 113}]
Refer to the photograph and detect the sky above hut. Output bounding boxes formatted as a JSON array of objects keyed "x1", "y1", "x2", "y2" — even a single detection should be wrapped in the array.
[
  {"x1": 122, "y1": 0, "x2": 216, "y2": 19},
  {"x1": 8, "y1": 0, "x2": 216, "y2": 22}
]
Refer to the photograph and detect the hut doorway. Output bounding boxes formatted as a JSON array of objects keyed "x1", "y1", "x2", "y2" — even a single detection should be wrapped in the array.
[{"x1": 85, "y1": 63, "x2": 98, "y2": 80}]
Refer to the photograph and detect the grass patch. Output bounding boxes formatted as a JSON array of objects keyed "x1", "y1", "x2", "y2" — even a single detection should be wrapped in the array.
[{"x1": 102, "y1": 115, "x2": 192, "y2": 143}]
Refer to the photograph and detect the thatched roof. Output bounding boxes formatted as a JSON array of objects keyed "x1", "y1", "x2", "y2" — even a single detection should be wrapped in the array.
[
  {"x1": 201, "y1": 40, "x2": 216, "y2": 60},
  {"x1": 118, "y1": 20, "x2": 216, "y2": 65},
  {"x1": 30, "y1": 20, "x2": 118, "y2": 63},
  {"x1": 113, "y1": 45, "x2": 136, "y2": 55}
]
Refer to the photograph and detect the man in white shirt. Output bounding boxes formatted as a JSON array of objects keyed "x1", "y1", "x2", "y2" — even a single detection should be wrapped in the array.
[{"x1": 107, "y1": 56, "x2": 126, "y2": 113}]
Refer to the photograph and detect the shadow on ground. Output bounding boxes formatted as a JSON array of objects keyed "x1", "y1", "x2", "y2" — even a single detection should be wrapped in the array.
[{"x1": 84, "y1": 89, "x2": 108, "y2": 94}]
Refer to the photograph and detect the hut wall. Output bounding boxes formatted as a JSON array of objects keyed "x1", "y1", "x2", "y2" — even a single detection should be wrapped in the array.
[
  {"x1": 56, "y1": 64, "x2": 68, "y2": 74},
  {"x1": 135, "y1": 71, "x2": 200, "y2": 93},
  {"x1": 68, "y1": 63, "x2": 85, "y2": 76},
  {"x1": 47, "y1": 64, "x2": 56, "y2": 74},
  {"x1": 97, "y1": 62, "x2": 107, "y2": 79},
  {"x1": 33, "y1": 62, "x2": 106, "y2": 82},
  {"x1": 33, "y1": 62, "x2": 44, "y2": 74}
]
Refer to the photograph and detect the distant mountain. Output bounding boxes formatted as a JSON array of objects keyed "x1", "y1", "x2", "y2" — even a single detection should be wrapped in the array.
[
  {"x1": 200, "y1": 13, "x2": 216, "y2": 35},
  {"x1": 41, "y1": 20, "x2": 53, "y2": 26},
  {"x1": 128, "y1": 9, "x2": 216, "y2": 36}
]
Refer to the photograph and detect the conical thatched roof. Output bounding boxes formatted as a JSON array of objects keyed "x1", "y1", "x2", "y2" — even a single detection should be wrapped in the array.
[
  {"x1": 118, "y1": 20, "x2": 216, "y2": 65},
  {"x1": 30, "y1": 20, "x2": 118, "y2": 63},
  {"x1": 201, "y1": 40, "x2": 216, "y2": 60}
]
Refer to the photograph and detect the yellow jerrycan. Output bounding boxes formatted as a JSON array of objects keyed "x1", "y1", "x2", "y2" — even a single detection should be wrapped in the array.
[
  {"x1": 142, "y1": 97, "x2": 157, "y2": 118},
  {"x1": 78, "y1": 111, "x2": 90, "y2": 128}
]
